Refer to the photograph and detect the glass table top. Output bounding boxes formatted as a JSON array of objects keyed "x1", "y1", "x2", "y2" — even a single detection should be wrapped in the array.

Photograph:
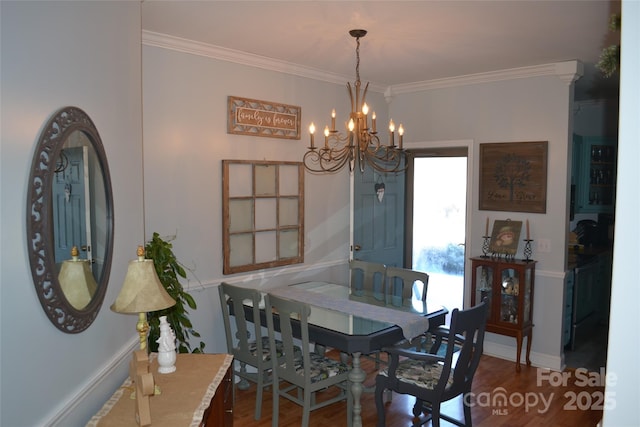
[{"x1": 277, "y1": 281, "x2": 442, "y2": 336}]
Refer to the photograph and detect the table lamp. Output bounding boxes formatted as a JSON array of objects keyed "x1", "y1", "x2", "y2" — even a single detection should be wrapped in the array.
[
  {"x1": 111, "y1": 245, "x2": 176, "y2": 426},
  {"x1": 58, "y1": 246, "x2": 98, "y2": 310},
  {"x1": 111, "y1": 245, "x2": 176, "y2": 350}
]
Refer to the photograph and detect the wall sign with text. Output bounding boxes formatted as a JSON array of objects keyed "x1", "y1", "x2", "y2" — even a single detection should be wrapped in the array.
[
  {"x1": 479, "y1": 141, "x2": 548, "y2": 213},
  {"x1": 227, "y1": 96, "x2": 301, "y2": 140}
]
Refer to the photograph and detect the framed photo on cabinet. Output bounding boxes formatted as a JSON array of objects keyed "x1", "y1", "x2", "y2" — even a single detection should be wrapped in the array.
[{"x1": 489, "y1": 219, "x2": 523, "y2": 256}]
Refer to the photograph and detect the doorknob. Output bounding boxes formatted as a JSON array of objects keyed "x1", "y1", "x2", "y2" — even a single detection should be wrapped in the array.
[{"x1": 353, "y1": 244, "x2": 361, "y2": 251}]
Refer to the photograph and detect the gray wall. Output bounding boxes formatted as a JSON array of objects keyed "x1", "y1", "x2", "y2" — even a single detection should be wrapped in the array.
[
  {"x1": 1, "y1": 1, "x2": 637, "y2": 425},
  {"x1": 141, "y1": 42, "x2": 360, "y2": 354},
  {"x1": 0, "y1": 2, "x2": 144, "y2": 426},
  {"x1": 390, "y1": 67, "x2": 577, "y2": 368}
]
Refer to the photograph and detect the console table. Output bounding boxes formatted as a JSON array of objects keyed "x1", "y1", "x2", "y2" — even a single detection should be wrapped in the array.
[{"x1": 88, "y1": 353, "x2": 233, "y2": 426}]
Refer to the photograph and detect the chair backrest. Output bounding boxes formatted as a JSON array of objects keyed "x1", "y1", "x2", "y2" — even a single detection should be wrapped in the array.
[
  {"x1": 349, "y1": 259, "x2": 386, "y2": 297},
  {"x1": 264, "y1": 293, "x2": 310, "y2": 387},
  {"x1": 440, "y1": 300, "x2": 488, "y2": 398},
  {"x1": 385, "y1": 266, "x2": 429, "y2": 302},
  {"x1": 218, "y1": 282, "x2": 265, "y2": 366}
]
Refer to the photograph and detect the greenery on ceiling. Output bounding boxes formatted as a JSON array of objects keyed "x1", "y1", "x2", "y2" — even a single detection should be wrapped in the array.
[{"x1": 596, "y1": 14, "x2": 621, "y2": 78}]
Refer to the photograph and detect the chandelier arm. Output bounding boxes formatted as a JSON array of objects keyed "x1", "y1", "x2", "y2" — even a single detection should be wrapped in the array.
[
  {"x1": 314, "y1": 151, "x2": 353, "y2": 173},
  {"x1": 363, "y1": 150, "x2": 408, "y2": 174},
  {"x1": 361, "y1": 82, "x2": 369, "y2": 112},
  {"x1": 347, "y1": 83, "x2": 355, "y2": 113},
  {"x1": 303, "y1": 138, "x2": 355, "y2": 173}
]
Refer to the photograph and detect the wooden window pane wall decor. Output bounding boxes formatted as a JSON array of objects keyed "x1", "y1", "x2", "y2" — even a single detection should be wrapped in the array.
[{"x1": 222, "y1": 160, "x2": 304, "y2": 274}]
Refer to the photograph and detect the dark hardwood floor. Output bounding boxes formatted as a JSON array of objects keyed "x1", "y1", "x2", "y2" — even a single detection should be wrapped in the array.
[{"x1": 232, "y1": 352, "x2": 604, "y2": 426}]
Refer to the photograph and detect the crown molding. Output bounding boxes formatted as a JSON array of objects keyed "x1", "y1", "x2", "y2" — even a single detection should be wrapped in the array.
[
  {"x1": 143, "y1": 31, "x2": 582, "y2": 97},
  {"x1": 142, "y1": 30, "x2": 387, "y2": 93},
  {"x1": 389, "y1": 60, "x2": 583, "y2": 95}
]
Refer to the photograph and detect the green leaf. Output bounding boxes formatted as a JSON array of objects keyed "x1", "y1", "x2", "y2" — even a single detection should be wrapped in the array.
[
  {"x1": 144, "y1": 233, "x2": 205, "y2": 354},
  {"x1": 183, "y1": 293, "x2": 197, "y2": 309}
]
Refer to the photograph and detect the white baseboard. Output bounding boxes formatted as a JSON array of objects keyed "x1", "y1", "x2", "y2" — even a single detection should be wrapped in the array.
[
  {"x1": 483, "y1": 340, "x2": 563, "y2": 372},
  {"x1": 47, "y1": 338, "x2": 138, "y2": 426}
]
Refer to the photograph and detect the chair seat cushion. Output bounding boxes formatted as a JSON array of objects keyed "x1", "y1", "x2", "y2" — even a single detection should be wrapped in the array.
[
  {"x1": 290, "y1": 353, "x2": 349, "y2": 383},
  {"x1": 380, "y1": 359, "x2": 454, "y2": 390},
  {"x1": 245, "y1": 337, "x2": 292, "y2": 361}
]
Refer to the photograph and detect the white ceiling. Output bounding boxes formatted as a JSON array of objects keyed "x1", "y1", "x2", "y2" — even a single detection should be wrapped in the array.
[{"x1": 141, "y1": 0, "x2": 621, "y2": 100}]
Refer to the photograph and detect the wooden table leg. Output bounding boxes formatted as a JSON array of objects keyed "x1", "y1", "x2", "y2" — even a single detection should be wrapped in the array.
[
  {"x1": 348, "y1": 352, "x2": 366, "y2": 427},
  {"x1": 526, "y1": 328, "x2": 533, "y2": 366},
  {"x1": 515, "y1": 332, "x2": 523, "y2": 372}
]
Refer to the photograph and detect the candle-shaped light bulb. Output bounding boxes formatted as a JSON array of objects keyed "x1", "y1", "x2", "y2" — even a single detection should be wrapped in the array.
[
  {"x1": 331, "y1": 109, "x2": 336, "y2": 131},
  {"x1": 309, "y1": 122, "x2": 316, "y2": 148},
  {"x1": 398, "y1": 124, "x2": 404, "y2": 149},
  {"x1": 389, "y1": 119, "x2": 395, "y2": 147},
  {"x1": 324, "y1": 125, "x2": 330, "y2": 148},
  {"x1": 348, "y1": 118, "x2": 355, "y2": 132},
  {"x1": 372, "y1": 111, "x2": 377, "y2": 133},
  {"x1": 361, "y1": 103, "x2": 369, "y2": 130}
]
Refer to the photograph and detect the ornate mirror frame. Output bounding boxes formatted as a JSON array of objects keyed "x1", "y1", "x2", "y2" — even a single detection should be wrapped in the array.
[{"x1": 27, "y1": 106, "x2": 114, "y2": 333}]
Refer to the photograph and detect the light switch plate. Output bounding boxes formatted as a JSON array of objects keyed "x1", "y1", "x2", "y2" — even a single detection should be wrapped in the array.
[{"x1": 538, "y1": 238, "x2": 551, "y2": 253}]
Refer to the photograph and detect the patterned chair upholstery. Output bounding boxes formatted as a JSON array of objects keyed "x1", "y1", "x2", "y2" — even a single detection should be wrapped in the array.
[
  {"x1": 375, "y1": 301, "x2": 488, "y2": 427},
  {"x1": 265, "y1": 293, "x2": 353, "y2": 427}
]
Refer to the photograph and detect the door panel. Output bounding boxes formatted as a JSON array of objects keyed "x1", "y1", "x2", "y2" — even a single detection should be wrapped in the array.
[
  {"x1": 352, "y1": 164, "x2": 405, "y2": 267},
  {"x1": 53, "y1": 146, "x2": 91, "y2": 265}
]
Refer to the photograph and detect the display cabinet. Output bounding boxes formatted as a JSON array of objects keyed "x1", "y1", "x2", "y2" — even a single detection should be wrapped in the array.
[
  {"x1": 572, "y1": 135, "x2": 617, "y2": 214},
  {"x1": 470, "y1": 257, "x2": 536, "y2": 372}
]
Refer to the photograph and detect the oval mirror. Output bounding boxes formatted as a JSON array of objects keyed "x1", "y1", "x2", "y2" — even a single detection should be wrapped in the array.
[{"x1": 27, "y1": 106, "x2": 114, "y2": 333}]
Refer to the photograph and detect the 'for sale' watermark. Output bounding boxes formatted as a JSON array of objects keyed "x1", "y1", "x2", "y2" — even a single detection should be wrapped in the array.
[{"x1": 465, "y1": 367, "x2": 616, "y2": 415}]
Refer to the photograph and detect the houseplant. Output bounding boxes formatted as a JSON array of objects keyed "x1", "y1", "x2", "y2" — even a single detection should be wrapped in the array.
[
  {"x1": 145, "y1": 232, "x2": 205, "y2": 353},
  {"x1": 597, "y1": 14, "x2": 621, "y2": 78}
]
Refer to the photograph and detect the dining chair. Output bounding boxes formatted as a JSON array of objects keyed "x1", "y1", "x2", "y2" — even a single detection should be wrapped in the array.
[
  {"x1": 348, "y1": 259, "x2": 389, "y2": 368},
  {"x1": 383, "y1": 266, "x2": 432, "y2": 356},
  {"x1": 349, "y1": 259, "x2": 387, "y2": 298},
  {"x1": 218, "y1": 282, "x2": 283, "y2": 421},
  {"x1": 384, "y1": 265, "x2": 429, "y2": 303},
  {"x1": 374, "y1": 301, "x2": 488, "y2": 427},
  {"x1": 264, "y1": 293, "x2": 353, "y2": 427}
]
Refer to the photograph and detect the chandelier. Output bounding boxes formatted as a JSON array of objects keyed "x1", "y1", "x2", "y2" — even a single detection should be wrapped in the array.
[{"x1": 303, "y1": 29, "x2": 407, "y2": 174}]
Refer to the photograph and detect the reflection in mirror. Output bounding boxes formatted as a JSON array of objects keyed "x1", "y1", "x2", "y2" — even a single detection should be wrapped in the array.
[
  {"x1": 58, "y1": 246, "x2": 98, "y2": 310},
  {"x1": 52, "y1": 130, "x2": 108, "y2": 291},
  {"x1": 27, "y1": 106, "x2": 113, "y2": 333}
]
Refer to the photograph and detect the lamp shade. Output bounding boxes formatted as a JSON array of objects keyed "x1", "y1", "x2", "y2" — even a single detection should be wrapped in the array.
[
  {"x1": 111, "y1": 247, "x2": 176, "y2": 314},
  {"x1": 58, "y1": 248, "x2": 98, "y2": 310}
]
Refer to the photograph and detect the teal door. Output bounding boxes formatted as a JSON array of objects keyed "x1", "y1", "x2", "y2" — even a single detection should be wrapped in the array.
[
  {"x1": 53, "y1": 146, "x2": 91, "y2": 266},
  {"x1": 352, "y1": 163, "x2": 405, "y2": 267}
]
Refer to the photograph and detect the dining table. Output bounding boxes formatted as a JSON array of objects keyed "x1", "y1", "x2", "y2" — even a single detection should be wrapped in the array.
[{"x1": 239, "y1": 281, "x2": 448, "y2": 427}]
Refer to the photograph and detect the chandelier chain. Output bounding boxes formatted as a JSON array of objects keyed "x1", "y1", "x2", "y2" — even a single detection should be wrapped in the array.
[{"x1": 355, "y1": 36, "x2": 361, "y2": 84}]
